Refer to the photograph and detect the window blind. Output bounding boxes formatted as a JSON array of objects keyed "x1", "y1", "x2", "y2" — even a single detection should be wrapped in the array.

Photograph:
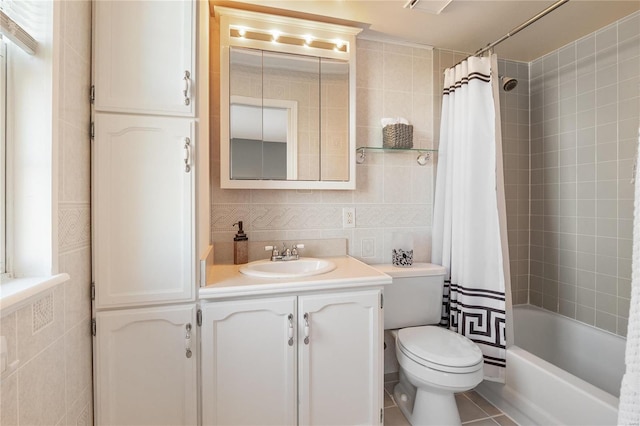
[{"x1": 0, "y1": 0, "x2": 37, "y2": 55}]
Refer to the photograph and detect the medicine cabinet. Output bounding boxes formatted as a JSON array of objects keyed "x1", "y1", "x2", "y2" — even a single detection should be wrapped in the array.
[{"x1": 216, "y1": 7, "x2": 361, "y2": 189}]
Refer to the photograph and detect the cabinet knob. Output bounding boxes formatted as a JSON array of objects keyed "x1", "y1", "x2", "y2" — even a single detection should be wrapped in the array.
[
  {"x1": 183, "y1": 137, "x2": 191, "y2": 173},
  {"x1": 185, "y1": 323, "x2": 192, "y2": 358},
  {"x1": 287, "y1": 314, "x2": 294, "y2": 346},
  {"x1": 182, "y1": 70, "x2": 191, "y2": 106},
  {"x1": 303, "y1": 313, "x2": 310, "y2": 345}
]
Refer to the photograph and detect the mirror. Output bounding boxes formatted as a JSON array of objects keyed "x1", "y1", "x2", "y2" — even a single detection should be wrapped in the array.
[
  {"x1": 227, "y1": 47, "x2": 351, "y2": 185},
  {"x1": 217, "y1": 7, "x2": 360, "y2": 190},
  {"x1": 230, "y1": 97, "x2": 297, "y2": 180},
  {"x1": 320, "y1": 58, "x2": 350, "y2": 181},
  {"x1": 229, "y1": 48, "x2": 315, "y2": 181}
]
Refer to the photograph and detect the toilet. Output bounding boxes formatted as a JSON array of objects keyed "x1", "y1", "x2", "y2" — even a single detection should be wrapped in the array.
[{"x1": 374, "y1": 263, "x2": 484, "y2": 426}]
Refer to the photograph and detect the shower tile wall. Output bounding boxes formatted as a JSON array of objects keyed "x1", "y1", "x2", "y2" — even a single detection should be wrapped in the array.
[
  {"x1": 529, "y1": 11, "x2": 639, "y2": 336},
  {"x1": 498, "y1": 59, "x2": 531, "y2": 305}
]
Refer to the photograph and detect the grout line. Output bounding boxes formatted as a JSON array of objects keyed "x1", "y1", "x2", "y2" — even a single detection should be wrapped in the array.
[{"x1": 384, "y1": 385, "x2": 519, "y2": 425}]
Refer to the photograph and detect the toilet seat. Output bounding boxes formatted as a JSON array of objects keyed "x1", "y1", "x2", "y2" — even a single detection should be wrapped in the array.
[{"x1": 397, "y1": 326, "x2": 483, "y2": 373}]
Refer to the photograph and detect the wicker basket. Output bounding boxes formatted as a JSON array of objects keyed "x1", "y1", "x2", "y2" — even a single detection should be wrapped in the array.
[{"x1": 382, "y1": 124, "x2": 413, "y2": 149}]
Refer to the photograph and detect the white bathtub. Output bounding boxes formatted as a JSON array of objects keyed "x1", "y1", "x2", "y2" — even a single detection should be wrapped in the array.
[{"x1": 476, "y1": 305, "x2": 626, "y2": 426}]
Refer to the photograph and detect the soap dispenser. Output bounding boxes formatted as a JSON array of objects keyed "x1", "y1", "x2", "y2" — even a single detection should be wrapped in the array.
[{"x1": 233, "y1": 221, "x2": 248, "y2": 264}]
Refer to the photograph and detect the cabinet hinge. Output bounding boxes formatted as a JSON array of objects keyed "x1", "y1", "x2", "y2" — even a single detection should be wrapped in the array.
[
  {"x1": 90, "y1": 122, "x2": 94, "y2": 139},
  {"x1": 380, "y1": 293, "x2": 384, "y2": 309},
  {"x1": 380, "y1": 408, "x2": 383, "y2": 423},
  {"x1": 91, "y1": 319, "x2": 96, "y2": 336},
  {"x1": 197, "y1": 309, "x2": 202, "y2": 327},
  {"x1": 90, "y1": 282, "x2": 95, "y2": 301},
  {"x1": 90, "y1": 85, "x2": 95, "y2": 104}
]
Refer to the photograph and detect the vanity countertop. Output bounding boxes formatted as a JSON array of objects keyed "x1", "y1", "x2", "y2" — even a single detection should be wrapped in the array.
[{"x1": 199, "y1": 256, "x2": 391, "y2": 300}]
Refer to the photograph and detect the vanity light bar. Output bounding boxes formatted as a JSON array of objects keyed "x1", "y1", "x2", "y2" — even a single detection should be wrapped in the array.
[{"x1": 230, "y1": 27, "x2": 348, "y2": 53}]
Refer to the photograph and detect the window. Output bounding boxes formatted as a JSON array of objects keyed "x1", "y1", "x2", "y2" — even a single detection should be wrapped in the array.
[
  {"x1": 0, "y1": 37, "x2": 5, "y2": 276},
  {"x1": 0, "y1": 0, "x2": 38, "y2": 281}
]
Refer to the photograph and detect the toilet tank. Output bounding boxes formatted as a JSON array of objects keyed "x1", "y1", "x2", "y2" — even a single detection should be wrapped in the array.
[{"x1": 373, "y1": 263, "x2": 447, "y2": 330}]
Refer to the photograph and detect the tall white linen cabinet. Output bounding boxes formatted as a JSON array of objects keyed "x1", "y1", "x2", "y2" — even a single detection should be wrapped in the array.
[{"x1": 91, "y1": 1, "x2": 210, "y2": 424}]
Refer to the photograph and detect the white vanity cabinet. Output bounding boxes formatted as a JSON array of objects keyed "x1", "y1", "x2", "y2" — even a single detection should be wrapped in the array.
[
  {"x1": 94, "y1": 304, "x2": 198, "y2": 426},
  {"x1": 91, "y1": 0, "x2": 210, "y2": 424},
  {"x1": 201, "y1": 289, "x2": 383, "y2": 425},
  {"x1": 201, "y1": 296, "x2": 298, "y2": 425},
  {"x1": 297, "y1": 290, "x2": 382, "y2": 425},
  {"x1": 93, "y1": 0, "x2": 195, "y2": 116},
  {"x1": 93, "y1": 113, "x2": 195, "y2": 309}
]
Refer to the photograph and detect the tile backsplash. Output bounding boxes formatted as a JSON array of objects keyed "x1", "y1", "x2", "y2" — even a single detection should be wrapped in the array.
[{"x1": 211, "y1": 32, "x2": 436, "y2": 265}]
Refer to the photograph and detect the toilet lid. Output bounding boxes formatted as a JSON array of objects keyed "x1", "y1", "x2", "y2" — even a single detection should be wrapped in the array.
[{"x1": 397, "y1": 326, "x2": 483, "y2": 371}]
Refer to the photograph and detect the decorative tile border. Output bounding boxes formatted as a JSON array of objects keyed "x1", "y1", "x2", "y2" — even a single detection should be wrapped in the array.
[
  {"x1": 59, "y1": 203, "x2": 90, "y2": 253},
  {"x1": 32, "y1": 293, "x2": 54, "y2": 334},
  {"x1": 210, "y1": 205, "x2": 252, "y2": 232},
  {"x1": 211, "y1": 203, "x2": 431, "y2": 232}
]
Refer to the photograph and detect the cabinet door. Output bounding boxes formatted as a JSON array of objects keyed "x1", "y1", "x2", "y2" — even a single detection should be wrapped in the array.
[
  {"x1": 93, "y1": 114, "x2": 194, "y2": 308},
  {"x1": 93, "y1": 0, "x2": 195, "y2": 116},
  {"x1": 201, "y1": 297, "x2": 297, "y2": 425},
  {"x1": 94, "y1": 305, "x2": 198, "y2": 426},
  {"x1": 298, "y1": 290, "x2": 383, "y2": 425}
]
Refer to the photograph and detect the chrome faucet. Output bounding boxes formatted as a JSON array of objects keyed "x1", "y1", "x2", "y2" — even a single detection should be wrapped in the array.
[{"x1": 265, "y1": 243, "x2": 304, "y2": 261}]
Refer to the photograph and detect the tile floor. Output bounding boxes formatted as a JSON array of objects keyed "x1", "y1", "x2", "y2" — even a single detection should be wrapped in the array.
[{"x1": 383, "y1": 374, "x2": 519, "y2": 426}]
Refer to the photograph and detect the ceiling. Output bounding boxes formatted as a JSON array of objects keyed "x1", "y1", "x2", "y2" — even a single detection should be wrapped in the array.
[{"x1": 212, "y1": 0, "x2": 640, "y2": 62}]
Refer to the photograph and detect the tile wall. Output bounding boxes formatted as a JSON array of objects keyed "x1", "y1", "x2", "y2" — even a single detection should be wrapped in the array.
[
  {"x1": 498, "y1": 59, "x2": 531, "y2": 305},
  {"x1": 211, "y1": 26, "x2": 437, "y2": 265},
  {"x1": 0, "y1": 1, "x2": 93, "y2": 424},
  {"x1": 529, "y1": 11, "x2": 639, "y2": 336}
]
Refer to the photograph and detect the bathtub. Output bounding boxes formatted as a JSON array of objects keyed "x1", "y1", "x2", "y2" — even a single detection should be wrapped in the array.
[{"x1": 476, "y1": 305, "x2": 626, "y2": 426}]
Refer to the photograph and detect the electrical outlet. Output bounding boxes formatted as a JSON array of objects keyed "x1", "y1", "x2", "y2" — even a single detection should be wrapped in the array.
[
  {"x1": 362, "y1": 238, "x2": 375, "y2": 257},
  {"x1": 343, "y1": 207, "x2": 355, "y2": 228}
]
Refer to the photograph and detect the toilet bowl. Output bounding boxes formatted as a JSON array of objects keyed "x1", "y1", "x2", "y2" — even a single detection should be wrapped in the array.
[
  {"x1": 391, "y1": 326, "x2": 483, "y2": 425},
  {"x1": 372, "y1": 263, "x2": 485, "y2": 426}
]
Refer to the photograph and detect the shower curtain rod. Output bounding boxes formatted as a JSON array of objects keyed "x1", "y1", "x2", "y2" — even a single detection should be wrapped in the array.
[{"x1": 474, "y1": 0, "x2": 570, "y2": 57}]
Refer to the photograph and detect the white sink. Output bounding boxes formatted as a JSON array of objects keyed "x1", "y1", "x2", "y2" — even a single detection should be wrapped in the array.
[{"x1": 239, "y1": 258, "x2": 336, "y2": 279}]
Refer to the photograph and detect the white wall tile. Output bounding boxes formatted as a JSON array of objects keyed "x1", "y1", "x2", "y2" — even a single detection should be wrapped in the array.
[
  {"x1": 64, "y1": 321, "x2": 93, "y2": 410},
  {"x1": 16, "y1": 287, "x2": 65, "y2": 364},
  {"x1": 60, "y1": 247, "x2": 91, "y2": 331},
  {"x1": 383, "y1": 52, "x2": 413, "y2": 92},
  {"x1": 66, "y1": 384, "x2": 93, "y2": 426},
  {"x1": 18, "y1": 339, "x2": 66, "y2": 425},
  {"x1": 1, "y1": 372, "x2": 18, "y2": 426},
  {"x1": 60, "y1": 122, "x2": 90, "y2": 203}
]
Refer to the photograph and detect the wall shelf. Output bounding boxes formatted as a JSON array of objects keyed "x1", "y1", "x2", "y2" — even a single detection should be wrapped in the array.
[{"x1": 355, "y1": 146, "x2": 438, "y2": 166}]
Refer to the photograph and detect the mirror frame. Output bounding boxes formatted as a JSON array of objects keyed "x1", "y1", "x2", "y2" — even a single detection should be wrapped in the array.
[{"x1": 216, "y1": 6, "x2": 361, "y2": 190}]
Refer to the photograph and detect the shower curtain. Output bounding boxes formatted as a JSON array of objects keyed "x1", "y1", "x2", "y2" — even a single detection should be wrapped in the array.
[
  {"x1": 618, "y1": 133, "x2": 640, "y2": 424},
  {"x1": 432, "y1": 54, "x2": 508, "y2": 382}
]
